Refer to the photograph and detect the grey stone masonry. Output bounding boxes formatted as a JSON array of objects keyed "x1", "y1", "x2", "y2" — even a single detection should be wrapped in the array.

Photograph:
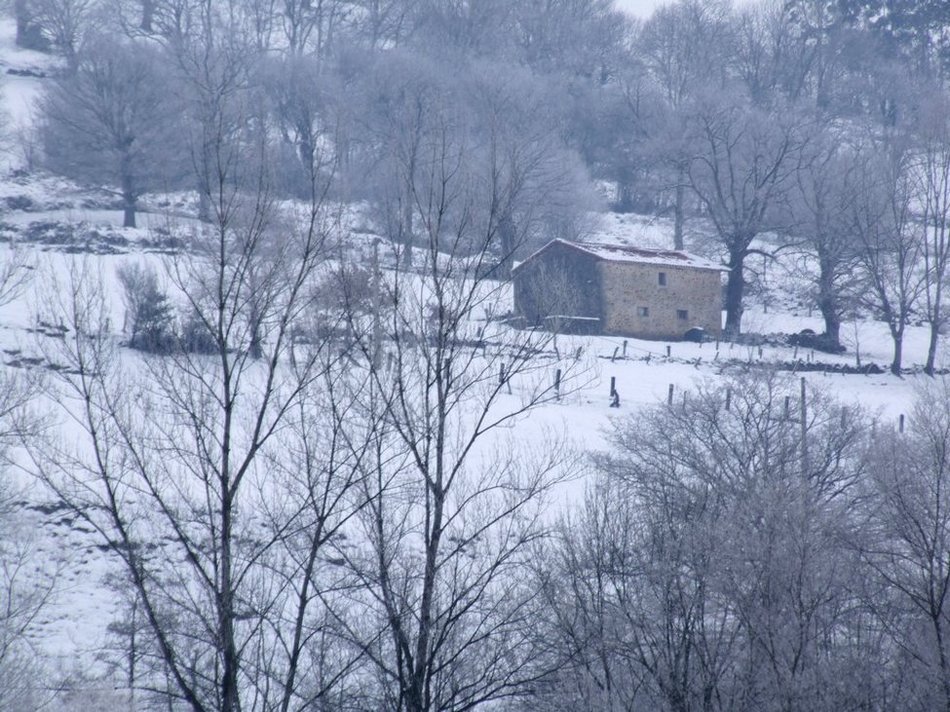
[{"x1": 599, "y1": 260, "x2": 722, "y2": 339}]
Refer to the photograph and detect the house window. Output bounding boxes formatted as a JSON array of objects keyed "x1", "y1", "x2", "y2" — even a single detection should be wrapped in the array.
[
  {"x1": 677, "y1": 309, "x2": 688, "y2": 320},
  {"x1": 658, "y1": 272, "x2": 667, "y2": 286},
  {"x1": 637, "y1": 306, "x2": 649, "y2": 317}
]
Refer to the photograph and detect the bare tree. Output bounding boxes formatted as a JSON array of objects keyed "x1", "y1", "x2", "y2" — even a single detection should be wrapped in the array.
[
  {"x1": 352, "y1": 0, "x2": 418, "y2": 50},
  {"x1": 512, "y1": 0, "x2": 628, "y2": 79},
  {"x1": 39, "y1": 38, "x2": 185, "y2": 227},
  {"x1": 28, "y1": 0, "x2": 98, "y2": 71},
  {"x1": 472, "y1": 65, "x2": 597, "y2": 273},
  {"x1": 789, "y1": 128, "x2": 860, "y2": 349},
  {"x1": 637, "y1": 0, "x2": 732, "y2": 248},
  {"x1": 354, "y1": 52, "x2": 592, "y2": 275},
  {"x1": 530, "y1": 477, "x2": 646, "y2": 712},
  {"x1": 687, "y1": 92, "x2": 809, "y2": 338},
  {"x1": 28, "y1": 108, "x2": 369, "y2": 712},
  {"x1": 846, "y1": 137, "x2": 924, "y2": 375},
  {"x1": 259, "y1": 52, "x2": 345, "y2": 199},
  {"x1": 353, "y1": 50, "x2": 443, "y2": 270},
  {"x1": 410, "y1": 0, "x2": 514, "y2": 57},
  {"x1": 115, "y1": 0, "x2": 267, "y2": 223},
  {"x1": 0, "y1": 369, "x2": 54, "y2": 712},
  {"x1": 332, "y1": 96, "x2": 584, "y2": 712},
  {"x1": 862, "y1": 378, "x2": 950, "y2": 712},
  {"x1": 729, "y1": 0, "x2": 842, "y2": 106},
  {"x1": 0, "y1": 251, "x2": 52, "y2": 710},
  {"x1": 914, "y1": 90, "x2": 950, "y2": 375},
  {"x1": 539, "y1": 373, "x2": 872, "y2": 712}
]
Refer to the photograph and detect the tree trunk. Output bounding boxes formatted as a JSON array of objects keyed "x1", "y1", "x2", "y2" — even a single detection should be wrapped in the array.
[
  {"x1": 401, "y1": 193, "x2": 414, "y2": 270},
  {"x1": 822, "y1": 310, "x2": 841, "y2": 350},
  {"x1": 817, "y1": 259, "x2": 841, "y2": 348},
  {"x1": 121, "y1": 177, "x2": 137, "y2": 228},
  {"x1": 14, "y1": 0, "x2": 47, "y2": 50},
  {"x1": 298, "y1": 132, "x2": 315, "y2": 180},
  {"x1": 219, "y1": 494, "x2": 239, "y2": 712},
  {"x1": 14, "y1": 0, "x2": 28, "y2": 46},
  {"x1": 927, "y1": 321, "x2": 940, "y2": 376},
  {"x1": 498, "y1": 213, "x2": 516, "y2": 278},
  {"x1": 64, "y1": 47, "x2": 79, "y2": 75},
  {"x1": 926, "y1": 281, "x2": 943, "y2": 376},
  {"x1": 723, "y1": 249, "x2": 745, "y2": 339},
  {"x1": 673, "y1": 166, "x2": 685, "y2": 251},
  {"x1": 197, "y1": 148, "x2": 212, "y2": 222},
  {"x1": 140, "y1": 0, "x2": 154, "y2": 31},
  {"x1": 890, "y1": 330, "x2": 903, "y2": 376},
  {"x1": 249, "y1": 303, "x2": 262, "y2": 360},
  {"x1": 933, "y1": 613, "x2": 950, "y2": 712},
  {"x1": 616, "y1": 182, "x2": 633, "y2": 213}
]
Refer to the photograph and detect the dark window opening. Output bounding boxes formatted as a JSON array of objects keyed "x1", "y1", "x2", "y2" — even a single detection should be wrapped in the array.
[
  {"x1": 637, "y1": 306, "x2": 649, "y2": 317},
  {"x1": 658, "y1": 272, "x2": 667, "y2": 286},
  {"x1": 677, "y1": 309, "x2": 688, "y2": 320}
]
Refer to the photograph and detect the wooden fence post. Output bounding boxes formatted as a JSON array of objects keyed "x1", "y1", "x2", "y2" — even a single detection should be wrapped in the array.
[{"x1": 800, "y1": 377, "x2": 808, "y2": 474}]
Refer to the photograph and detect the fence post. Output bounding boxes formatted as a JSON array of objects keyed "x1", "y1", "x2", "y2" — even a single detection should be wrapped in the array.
[
  {"x1": 555, "y1": 368, "x2": 562, "y2": 400},
  {"x1": 668, "y1": 383, "x2": 674, "y2": 406},
  {"x1": 623, "y1": 339, "x2": 628, "y2": 357},
  {"x1": 725, "y1": 388, "x2": 731, "y2": 412},
  {"x1": 371, "y1": 239, "x2": 382, "y2": 370},
  {"x1": 666, "y1": 345, "x2": 671, "y2": 358},
  {"x1": 900, "y1": 414, "x2": 905, "y2": 433},
  {"x1": 800, "y1": 377, "x2": 809, "y2": 474}
]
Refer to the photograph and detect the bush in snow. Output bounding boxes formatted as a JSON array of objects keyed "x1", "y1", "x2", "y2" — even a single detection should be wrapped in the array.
[{"x1": 116, "y1": 262, "x2": 176, "y2": 353}]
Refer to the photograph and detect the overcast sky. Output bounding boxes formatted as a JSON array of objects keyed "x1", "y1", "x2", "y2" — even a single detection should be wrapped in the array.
[
  {"x1": 614, "y1": 0, "x2": 672, "y2": 18},
  {"x1": 615, "y1": 0, "x2": 752, "y2": 18}
]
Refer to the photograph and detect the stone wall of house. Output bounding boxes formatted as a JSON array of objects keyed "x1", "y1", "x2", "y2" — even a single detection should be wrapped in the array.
[{"x1": 599, "y1": 261, "x2": 722, "y2": 339}]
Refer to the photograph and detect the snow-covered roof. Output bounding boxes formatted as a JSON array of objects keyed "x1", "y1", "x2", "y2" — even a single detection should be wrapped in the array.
[{"x1": 515, "y1": 239, "x2": 725, "y2": 272}]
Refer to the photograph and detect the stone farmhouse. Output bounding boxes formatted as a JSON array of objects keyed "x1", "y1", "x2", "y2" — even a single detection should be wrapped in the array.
[{"x1": 512, "y1": 239, "x2": 724, "y2": 340}]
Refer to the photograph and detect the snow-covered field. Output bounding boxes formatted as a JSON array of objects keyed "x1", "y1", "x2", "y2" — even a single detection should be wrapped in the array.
[
  {"x1": 0, "y1": 12, "x2": 936, "y2": 701},
  {"x1": 2, "y1": 238, "x2": 928, "y2": 682}
]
